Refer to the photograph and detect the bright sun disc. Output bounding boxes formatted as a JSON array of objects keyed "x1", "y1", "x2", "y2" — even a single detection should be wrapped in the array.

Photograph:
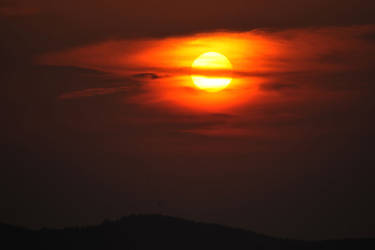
[{"x1": 191, "y1": 52, "x2": 233, "y2": 92}]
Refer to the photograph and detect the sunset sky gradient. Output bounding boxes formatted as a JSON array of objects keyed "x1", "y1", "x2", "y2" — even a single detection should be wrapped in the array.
[{"x1": 1, "y1": 0, "x2": 375, "y2": 240}]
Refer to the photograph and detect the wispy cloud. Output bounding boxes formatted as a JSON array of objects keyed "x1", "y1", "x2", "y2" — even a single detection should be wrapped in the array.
[{"x1": 59, "y1": 86, "x2": 131, "y2": 100}]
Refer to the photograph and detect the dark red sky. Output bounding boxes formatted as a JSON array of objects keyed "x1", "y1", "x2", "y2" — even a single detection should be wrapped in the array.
[{"x1": 1, "y1": 0, "x2": 375, "y2": 240}]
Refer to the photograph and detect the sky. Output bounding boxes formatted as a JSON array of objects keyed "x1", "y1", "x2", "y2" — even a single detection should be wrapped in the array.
[{"x1": 1, "y1": 0, "x2": 375, "y2": 240}]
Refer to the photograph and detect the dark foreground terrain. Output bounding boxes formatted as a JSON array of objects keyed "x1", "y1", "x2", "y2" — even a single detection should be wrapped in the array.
[{"x1": 1, "y1": 214, "x2": 374, "y2": 249}]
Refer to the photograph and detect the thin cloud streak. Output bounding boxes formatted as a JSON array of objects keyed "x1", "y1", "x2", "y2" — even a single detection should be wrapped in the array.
[{"x1": 59, "y1": 86, "x2": 132, "y2": 100}]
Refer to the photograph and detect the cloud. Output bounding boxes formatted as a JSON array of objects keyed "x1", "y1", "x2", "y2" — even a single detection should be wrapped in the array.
[
  {"x1": 259, "y1": 82, "x2": 298, "y2": 91},
  {"x1": 182, "y1": 127, "x2": 251, "y2": 137},
  {"x1": 59, "y1": 86, "x2": 132, "y2": 100},
  {"x1": 38, "y1": 25, "x2": 375, "y2": 76},
  {"x1": 132, "y1": 73, "x2": 161, "y2": 79}
]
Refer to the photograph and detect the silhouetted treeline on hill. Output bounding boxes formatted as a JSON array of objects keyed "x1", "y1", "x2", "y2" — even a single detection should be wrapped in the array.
[{"x1": 1, "y1": 214, "x2": 374, "y2": 250}]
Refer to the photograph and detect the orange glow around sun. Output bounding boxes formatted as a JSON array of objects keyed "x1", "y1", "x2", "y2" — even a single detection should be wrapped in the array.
[
  {"x1": 125, "y1": 32, "x2": 271, "y2": 112},
  {"x1": 39, "y1": 31, "x2": 282, "y2": 112}
]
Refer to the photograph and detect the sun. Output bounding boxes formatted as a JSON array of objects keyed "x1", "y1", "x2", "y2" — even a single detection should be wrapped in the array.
[{"x1": 191, "y1": 52, "x2": 233, "y2": 92}]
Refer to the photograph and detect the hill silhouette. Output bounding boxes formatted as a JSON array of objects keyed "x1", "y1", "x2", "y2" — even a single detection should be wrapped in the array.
[{"x1": 1, "y1": 214, "x2": 374, "y2": 249}]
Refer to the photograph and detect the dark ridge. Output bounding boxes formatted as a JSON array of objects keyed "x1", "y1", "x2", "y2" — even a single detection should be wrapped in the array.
[{"x1": 1, "y1": 214, "x2": 374, "y2": 250}]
